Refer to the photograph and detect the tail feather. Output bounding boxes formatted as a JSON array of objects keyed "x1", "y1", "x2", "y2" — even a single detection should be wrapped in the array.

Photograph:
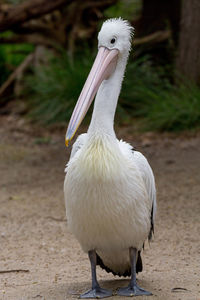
[{"x1": 96, "y1": 251, "x2": 143, "y2": 277}]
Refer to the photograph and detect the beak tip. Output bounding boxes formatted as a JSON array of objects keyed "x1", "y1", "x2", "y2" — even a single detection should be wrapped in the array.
[
  {"x1": 65, "y1": 127, "x2": 77, "y2": 147},
  {"x1": 65, "y1": 138, "x2": 70, "y2": 147}
]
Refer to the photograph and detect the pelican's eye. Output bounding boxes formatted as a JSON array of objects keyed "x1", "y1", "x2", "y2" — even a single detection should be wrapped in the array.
[{"x1": 110, "y1": 37, "x2": 116, "y2": 44}]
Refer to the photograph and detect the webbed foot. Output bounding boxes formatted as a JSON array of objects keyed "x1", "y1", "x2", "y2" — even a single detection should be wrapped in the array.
[
  {"x1": 80, "y1": 287, "x2": 112, "y2": 299},
  {"x1": 117, "y1": 284, "x2": 152, "y2": 297}
]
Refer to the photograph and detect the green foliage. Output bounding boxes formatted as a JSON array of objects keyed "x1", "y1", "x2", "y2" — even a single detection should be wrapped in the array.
[
  {"x1": 142, "y1": 83, "x2": 200, "y2": 131},
  {"x1": 105, "y1": 0, "x2": 142, "y2": 20},
  {"x1": 0, "y1": 48, "x2": 10, "y2": 85},
  {"x1": 26, "y1": 50, "x2": 95, "y2": 124},
  {"x1": 0, "y1": 37, "x2": 34, "y2": 87},
  {"x1": 0, "y1": 42, "x2": 34, "y2": 66},
  {"x1": 121, "y1": 58, "x2": 200, "y2": 131},
  {"x1": 25, "y1": 50, "x2": 200, "y2": 131}
]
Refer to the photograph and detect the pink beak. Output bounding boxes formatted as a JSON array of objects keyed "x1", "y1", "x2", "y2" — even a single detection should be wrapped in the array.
[{"x1": 65, "y1": 46, "x2": 118, "y2": 146}]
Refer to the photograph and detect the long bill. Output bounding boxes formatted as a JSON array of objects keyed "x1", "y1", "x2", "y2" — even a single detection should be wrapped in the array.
[{"x1": 65, "y1": 46, "x2": 118, "y2": 146}]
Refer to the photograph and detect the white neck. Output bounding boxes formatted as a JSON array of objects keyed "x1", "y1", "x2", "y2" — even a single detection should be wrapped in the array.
[{"x1": 87, "y1": 54, "x2": 128, "y2": 138}]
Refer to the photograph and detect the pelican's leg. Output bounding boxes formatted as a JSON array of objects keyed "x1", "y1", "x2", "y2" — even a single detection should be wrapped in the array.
[
  {"x1": 117, "y1": 247, "x2": 152, "y2": 297},
  {"x1": 80, "y1": 250, "x2": 112, "y2": 299}
]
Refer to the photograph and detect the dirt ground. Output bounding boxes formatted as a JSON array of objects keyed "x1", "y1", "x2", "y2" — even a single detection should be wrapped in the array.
[{"x1": 0, "y1": 115, "x2": 199, "y2": 300}]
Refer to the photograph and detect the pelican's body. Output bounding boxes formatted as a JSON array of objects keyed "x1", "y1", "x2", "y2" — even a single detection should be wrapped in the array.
[
  {"x1": 64, "y1": 18, "x2": 156, "y2": 298},
  {"x1": 65, "y1": 134, "x2": 155, "y2": 275}
]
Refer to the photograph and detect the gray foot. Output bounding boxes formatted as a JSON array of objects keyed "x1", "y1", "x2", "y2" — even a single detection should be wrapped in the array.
[
  {"x1": 80, "y1": 287, "x2": 112, "y2": 299},
  {"x1": 117, "y1": 285, "x2": 152, "y2": 297}
]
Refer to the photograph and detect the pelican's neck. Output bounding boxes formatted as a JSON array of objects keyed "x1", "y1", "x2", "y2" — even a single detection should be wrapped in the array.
[{"x1": 88, "y1": 55, "x2": 128, "y2": 138}]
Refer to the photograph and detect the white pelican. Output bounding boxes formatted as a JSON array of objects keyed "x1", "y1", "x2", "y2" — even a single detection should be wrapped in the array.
[{"x1": 64, "y1": 18, "x2": 156, "y2": 298}]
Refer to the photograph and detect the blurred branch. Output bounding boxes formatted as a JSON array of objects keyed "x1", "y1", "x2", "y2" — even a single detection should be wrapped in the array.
[
  {"x1": 134, "y1": 30, "x2": 171, "y2": 45},
  {"x1": 0, "y1": 0, "x2": 118, "y2": 54},
  {"x1": 0, "y1": 30, "x2": 171, "y2": 50},
  {"x1": 0, "y1": 52, "x2": 34, "y2": 98},
  {"x1": 61, "y1": 0, "x2": 117, "y2": 55},
  {"x1": 0, "y1": 0, "x2": 72, "y2": 32},
  {"x1": 0, "y1": 34, "x2": 60, "y2": 48}
]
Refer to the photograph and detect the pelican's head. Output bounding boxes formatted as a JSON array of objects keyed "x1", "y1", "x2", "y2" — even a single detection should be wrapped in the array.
[
  {"x1": 65, "y1": 18, "x2": 133, "y2": 146},
  {"x1": 98, "y1": 18, "x2": 133, "y2": 57}
]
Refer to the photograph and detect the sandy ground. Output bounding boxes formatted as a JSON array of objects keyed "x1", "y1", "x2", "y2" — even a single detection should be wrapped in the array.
[{"x1": 0, "y1": 115, "x2": 200, "y2": 300}]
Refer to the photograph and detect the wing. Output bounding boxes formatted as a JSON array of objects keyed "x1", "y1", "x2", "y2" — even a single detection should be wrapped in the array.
[
  {"x1": 69, "y1": 133, "x2": 87, "y2": 160},
  {"x1": 133, "y1": 150, "x2": 156, "y2": 241},
  {"x1": 118, "y1": 140, "x2": 156, "y2": 241},
  {"x1": 64, "y1": 133, "x2": 87, "y2": 174}
]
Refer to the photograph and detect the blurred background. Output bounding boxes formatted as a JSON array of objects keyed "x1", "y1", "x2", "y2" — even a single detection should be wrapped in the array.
[
  {"x1": 0, "y1": 2, "x2": 200, "y2": 299},
  {"x1": 0, "y1": 0, "x2": 200, "y2": 132}
]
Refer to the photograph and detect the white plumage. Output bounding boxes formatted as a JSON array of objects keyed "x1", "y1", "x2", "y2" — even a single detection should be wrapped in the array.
[
  {"x1": 65, "y1": 135, "x2": 155, "y2": 273},
  {"x1": 64, "y1": 18, "x2": 156, "y2": 298}
]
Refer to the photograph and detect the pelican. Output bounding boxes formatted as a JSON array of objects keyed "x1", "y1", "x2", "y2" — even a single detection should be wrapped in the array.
[{"x1": 64, "y1": 18, "x2": 156, "y2": 298}]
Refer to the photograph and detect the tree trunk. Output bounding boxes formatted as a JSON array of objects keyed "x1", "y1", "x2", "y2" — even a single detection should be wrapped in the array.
[
  {"x1": 132, "y1": 0, "x2": 181, "y2": 66},
  {"x1": 176, "y1": 0, "x2": 200, "y2": 84},
  {"x1": 134, "y1": 0, "x2": 181, "y2": 45},
  {"x1": 0, "y1": 0, "x2": 70, "y2": 32}
]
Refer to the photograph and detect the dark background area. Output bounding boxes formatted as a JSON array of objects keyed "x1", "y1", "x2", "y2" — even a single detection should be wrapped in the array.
[{"x1": 0, "y1": 0, "x2": 200, "y2": 132}]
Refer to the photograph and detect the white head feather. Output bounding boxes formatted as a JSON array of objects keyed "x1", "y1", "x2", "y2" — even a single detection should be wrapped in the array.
[{"x1": 98, "y1": 18, "x2": 134, "y2": 55}]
